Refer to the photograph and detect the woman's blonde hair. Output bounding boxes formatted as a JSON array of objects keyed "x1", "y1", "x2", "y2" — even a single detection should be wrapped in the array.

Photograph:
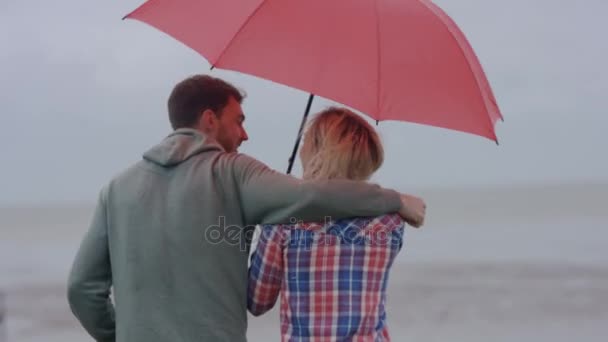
[{"x1": 300, "y1": 107, "x2": 384, "y2": 181}]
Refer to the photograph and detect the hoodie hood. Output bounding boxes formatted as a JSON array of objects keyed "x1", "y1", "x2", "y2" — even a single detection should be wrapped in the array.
[{"x1": 143, "y1": 128, "x2": 224, "y2": 167}]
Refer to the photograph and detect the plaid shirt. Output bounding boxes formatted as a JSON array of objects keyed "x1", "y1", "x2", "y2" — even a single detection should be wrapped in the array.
[{"x1": 248, "y1": 213, "x2": 405, "y2": 341}]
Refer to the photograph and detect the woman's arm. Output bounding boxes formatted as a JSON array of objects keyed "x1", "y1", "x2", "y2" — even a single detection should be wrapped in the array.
[{"x1": 247, "y1": 225, "x2": 286, "y2": 316}]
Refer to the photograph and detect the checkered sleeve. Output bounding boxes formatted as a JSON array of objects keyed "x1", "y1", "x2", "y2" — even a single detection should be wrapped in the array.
[{"x1": 247, "y1": 225, "x2": 286, "y2": 316}]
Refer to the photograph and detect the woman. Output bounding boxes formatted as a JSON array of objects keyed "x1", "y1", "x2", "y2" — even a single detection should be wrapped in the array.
[{"x1": 248, "y1": 107, "x2": 407, "y2": 341}]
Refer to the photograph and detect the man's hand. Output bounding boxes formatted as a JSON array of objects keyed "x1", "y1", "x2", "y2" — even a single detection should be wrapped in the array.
[{"x1": 398, "y1": 194, "x2": 426, "y2": 228}]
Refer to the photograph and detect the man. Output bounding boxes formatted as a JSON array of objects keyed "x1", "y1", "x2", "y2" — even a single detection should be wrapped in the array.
[{"x1": 67, "y1": 75, "x2": 425, "y2": 342}]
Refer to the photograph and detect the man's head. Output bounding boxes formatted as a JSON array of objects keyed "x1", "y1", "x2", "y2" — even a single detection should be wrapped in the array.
[{"x1": 168, "y1": 75, "x2": 248, "y2": 152}]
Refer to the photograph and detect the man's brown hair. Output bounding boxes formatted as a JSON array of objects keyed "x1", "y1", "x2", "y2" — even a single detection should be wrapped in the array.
[{"x1": 167, "y1": 75, "x2": 244, "y2": 130}]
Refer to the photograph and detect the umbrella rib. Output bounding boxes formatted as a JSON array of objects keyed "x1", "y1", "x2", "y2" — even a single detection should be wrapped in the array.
[
  {"x1": 416, "y1": 0, "x2": 499, "y2": 142},
  {"x1": 211, "y1": 0, "x2": 271, "y2": 67},
  {"x1": 373, "y1": 0, "x2": 382, "y2": 122},
  {"x1": 122, "y1": 0, "x2": 161, "y2": 20}
]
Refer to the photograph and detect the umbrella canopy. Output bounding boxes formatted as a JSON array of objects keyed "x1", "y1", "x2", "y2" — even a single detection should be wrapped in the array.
[{"x1": 125, "y1": 0, "x2": 502, "y2": 142}]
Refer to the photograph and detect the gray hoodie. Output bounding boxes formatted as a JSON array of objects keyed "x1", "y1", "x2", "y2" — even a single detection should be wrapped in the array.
[{"x1": 67, "y1": 128, "x2": 401, "y2": 342}]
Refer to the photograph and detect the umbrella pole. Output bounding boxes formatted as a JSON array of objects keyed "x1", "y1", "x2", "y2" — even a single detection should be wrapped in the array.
[{"x1": 286, "y1": 93, "x2": 315, "y2": 174}]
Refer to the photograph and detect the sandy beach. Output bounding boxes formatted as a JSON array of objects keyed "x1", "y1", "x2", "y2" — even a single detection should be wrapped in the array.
[{"x1": 1, "y1": 183, "x2": 607, "y2": 341}]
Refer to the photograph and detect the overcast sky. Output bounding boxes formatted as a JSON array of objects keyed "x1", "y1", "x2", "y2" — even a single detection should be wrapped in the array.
[{"x1": 0, "y1": 0, "x2": 606, "y2": 205}]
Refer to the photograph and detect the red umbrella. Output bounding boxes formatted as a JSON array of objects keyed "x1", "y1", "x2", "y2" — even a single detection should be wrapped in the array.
[{"x1": 124, "y1": 0, "x2": 503, "y2": 173}]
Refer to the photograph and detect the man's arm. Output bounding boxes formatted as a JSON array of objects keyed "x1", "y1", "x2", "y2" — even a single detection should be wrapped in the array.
[
  {"x1": 247, "y1": 225, "x2": 285, "y2": 316},
  {"x1": 67, "y1": 189, "x2": 116, "y2": 342},
  {"x1": 230, "y1": 154, "x2": 412, "y2": 225}
]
